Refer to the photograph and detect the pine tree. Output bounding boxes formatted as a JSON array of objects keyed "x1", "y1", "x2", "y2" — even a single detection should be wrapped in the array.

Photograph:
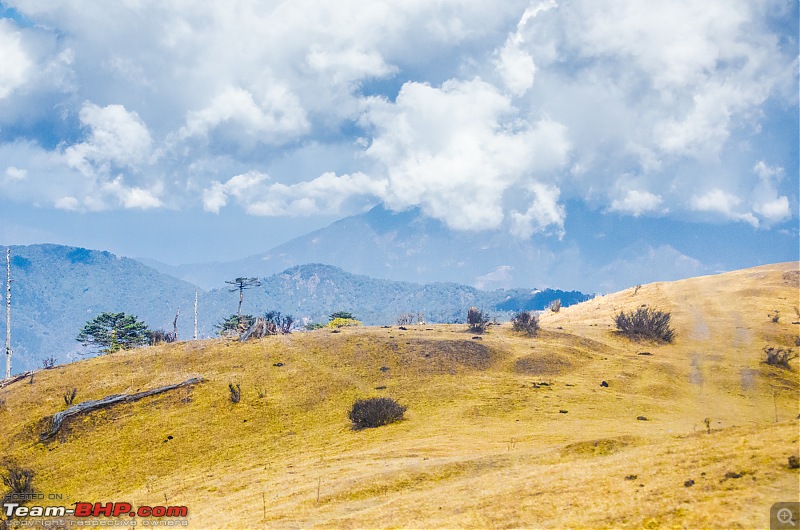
[{"x1": 77, "y1": 312, "x2": 150, "y2": 354}]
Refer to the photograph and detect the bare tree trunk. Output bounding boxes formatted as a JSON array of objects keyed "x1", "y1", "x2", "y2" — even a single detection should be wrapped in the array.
[
  {"x1": 237, "y1": 288, "x2": 243, "y2": 317},
  {"x1": 194, "y1": 289, "x2": 198, "y2": 340},
  {"x1": 173, "y1": 307, "x2": 180, "y2": 341},
  {"x1": 5, "y1": 248, "x2": 11, "y2": 380}
]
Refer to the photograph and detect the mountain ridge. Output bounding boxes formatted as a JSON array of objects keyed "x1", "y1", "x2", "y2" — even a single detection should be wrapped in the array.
[{"x1": 2, "y1": 245, "x2": 590, "y2": 374}]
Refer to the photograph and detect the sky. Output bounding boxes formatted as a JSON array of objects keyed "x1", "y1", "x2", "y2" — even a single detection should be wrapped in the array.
[{"x1": 0, "y1": 1, "x2": 797, "y2": 272}]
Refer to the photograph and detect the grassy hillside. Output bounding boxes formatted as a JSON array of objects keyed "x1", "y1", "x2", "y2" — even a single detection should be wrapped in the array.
[{"x1": 1, "y1": 262, "x2": 798, "y2": 528}]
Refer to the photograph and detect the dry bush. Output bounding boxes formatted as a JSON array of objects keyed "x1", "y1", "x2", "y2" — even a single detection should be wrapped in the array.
[
  {"x1": 228, "y1": 383, "x2": 241, "y2": 404},
  {"x1": 763, "y1": 346, "x2": 797, "y2": 369},
  {"x1": 396, "y1": 313, "x2": 415, "y2": 326},
  {"x1": 63, "y1": 388, "x2": 77, "y2": 406},
  {"x1": 614, "y1": 306, "x2": 674, "y2": 343},
  {"x1": 349, "y1": 397, "x2": 406, "y2": 430},
  {"x1": 511, "y1": 311, "x2": 540, "y2": 337},
  {"x1": 1, "y1": 459, "x2": 35, "y2": 498},
  {"x1": 549, "y1": 299, "x2": 562, "y2": 313}
]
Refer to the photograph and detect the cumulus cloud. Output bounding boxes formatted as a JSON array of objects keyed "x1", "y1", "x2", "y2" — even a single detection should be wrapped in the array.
[
  {"x1": 496, "y1": 40, "x2": 535, "y2": 96},
  {"x1": 510, "y1": 183, "x2": 565, "y2": 238},
  {"x1": 178, "y1": 85, "x2": 309, "y2": 146},
  {"x1": 751, "y1": 160, "x2": 791, "y2": 224},
  {"x1": 0, "y1": 0, "x2": 795, "y2": 237},
  {"x1": 4, "y1": 166, "x2": 27, "y2": 182},
  {"x1": 609, "y1": 189, "x2": 664, "y2": 216},
  {"x1": 690, "y1": 189, "x2": 759, "y2": 227},
  {"x1": 363, "y1": 78, "x2": 570, "y2": 232},
  {"x1": 65, "y1": 103, "x2": 153, "y2": 174},
  {"x1": 0, "y1": 20, "x2": 32, "y2": 98}
]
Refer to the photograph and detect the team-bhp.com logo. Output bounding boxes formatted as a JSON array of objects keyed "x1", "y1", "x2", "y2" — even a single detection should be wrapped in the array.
[{"x1": 5, "y1": 501, "x2": 188, "y2": 524}]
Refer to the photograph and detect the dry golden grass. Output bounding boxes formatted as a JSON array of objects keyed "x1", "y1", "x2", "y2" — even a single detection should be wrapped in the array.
[{"x1": 1, "y1": 262, "x2": 798, "y2": 528}]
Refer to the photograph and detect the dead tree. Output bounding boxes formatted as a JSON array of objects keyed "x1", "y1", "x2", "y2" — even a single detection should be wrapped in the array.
[
  {"x1": 5, "y1": 248, "x2": 11, "y2": 380},
  {"x1": 239, "y1": 317, "x2": 277, "y2": 342},
  {"x1": 225, "y1": 277, "x2": 261, "y2": 317},
  {"x1": 40, "y1": 377, "x2": 204, "y2": 440},
  {"x1": 172, "y1": 307, "x2": 180, "y2": 342}
]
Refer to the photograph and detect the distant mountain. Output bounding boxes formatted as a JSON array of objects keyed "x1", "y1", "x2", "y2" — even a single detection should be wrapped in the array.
[
  {"x1": 144, "y1": 205, "x2": 558, "y2": 290},
  {"x1": 143, "y1": 202, "x2": 797, "y2": 294},
  {"x1": 1, "y1": 244, "x2": 200, "y2": 373},
  {"x1": 201, "y1": 263, "x2": 590, "y2": 327},
  {"x1": 2, "y1": 247, "x2": 589, "y2": 374}
]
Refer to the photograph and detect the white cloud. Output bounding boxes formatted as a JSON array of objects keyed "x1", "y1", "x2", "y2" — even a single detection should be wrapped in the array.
[
  {"x1": 754, "y1": 197, "x2": 790, "y2": 222},
  {"x1": 54, "y1": 196, "x2": 80, "y2": 211},
  {"x1": 65, "y1": 103, "x2": 153, "y2": 174},
  {"x1": 496, "y1": 39, "x2": 535, "y2": 96},
  {"x1": 203, "y1": 170, "x2": 386, "y2": 216},
  {"x1": 0, "y1": 0, "x2": 794, "y2": 234},
  {"x1": 178, "y1": 85, "x2": 309, "y2": 146},
  {"x1": 101, "y1": 177, "x2": 163, "y2": 210},
  {"x1": 0, "y1": 20, "x2": 32, "y2": 98},
  {"x1": 510, "y1": 183, "x2": 565, "y2": 238},
  {"x1": 609, "y1": 189, "x2": 663, "y2": 216},
  {"x1": 690, "y1": 188, "x2": 742, "y2": 213},
  {"x1": 494, "y1": 0, "x2": 554, "y2": 97},
  {"x1": 751, "y1": 161, "x2": 791, "y2": 223},
  {"x1": 364, "y1": 77, "x2": 570, "y2": 232},
  {"x1": 690, "y1": 188, "x2": 758, "y2": 227},
  {"x1": 4, "y1": 166, "x2": 27, "y2": 182}
]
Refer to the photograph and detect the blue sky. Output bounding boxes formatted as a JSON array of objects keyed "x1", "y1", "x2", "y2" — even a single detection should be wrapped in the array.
[{"x1": 0, "y1": 1, "x2": 797, "y2": 280}]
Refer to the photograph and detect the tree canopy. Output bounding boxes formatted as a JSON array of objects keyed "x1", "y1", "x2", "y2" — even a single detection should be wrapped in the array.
[
  {"x1": 76, "y1": 312, "x2": 150, "y2": 353},
  {"x1": 329, "y1": 311, "x2": 355, "y2": 321}
]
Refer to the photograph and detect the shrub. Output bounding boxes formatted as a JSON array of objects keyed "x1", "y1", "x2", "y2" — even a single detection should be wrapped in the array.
[
  {"x1": 63, "y1": 388, "x2": 77, "y2": 406},
  {"x1": 228, "y1": 383, "x2": 241, "y2": 404},
  {"x1": 763, "y1": 346, "x2": 797, "y2": 369},
  {"x1": 1, "y1": 459, "x2": 35, "y2": 498},
  {"x1": 41, "y1": 355, "x2": 56, "y2": 369},
  {"x1": 329, "y1": 311, "x2": 355, "y2": 321},
  {"x1": 396, "y1": 313, "x2": 415, "y2": 326},
  {"x1": 614, "y1": 307, "x2": 674, "y2": 342},
  {"x1": 328, "y1": 317, "x2": 362, "y2": 329},
  {"x1": 348, "y1": 397, "x2": 406, "y2": 430},
  {"x1": 146, "y1": 329, "x2": 171, "y2": 345},
  {"x1": 549, "y1": 299, "x2": 562, "y2": 313},
  {"x1": 467, "y1": 307, "x2": 488, "y2": 334},
  {"x1": 305, "y1": 322, "x2": 324, "y2": 331},
  {"x1": 264, "y1": 310, "x2": 294, "y2": 334},
  {"x1": 511, "y1": 311, "x2": 540, "y2": 336}
]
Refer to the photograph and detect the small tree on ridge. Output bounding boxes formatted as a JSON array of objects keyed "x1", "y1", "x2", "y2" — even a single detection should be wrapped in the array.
[{"x1": 225, "y1": 277, "x2": 262, "y2": 317}]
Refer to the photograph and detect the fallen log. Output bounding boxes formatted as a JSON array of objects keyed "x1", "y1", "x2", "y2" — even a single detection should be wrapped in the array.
[
  {"x1": 0, "y1": 370, "x2": 36, "y2": 389},
  {"x1": 40, "y1": 377, "x2": 204, "y2": 441}
]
